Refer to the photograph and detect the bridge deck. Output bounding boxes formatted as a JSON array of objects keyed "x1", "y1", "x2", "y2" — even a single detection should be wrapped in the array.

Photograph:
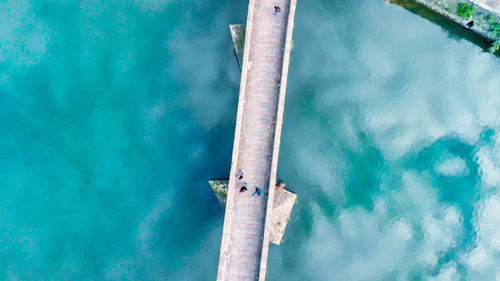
[{"x1": 217, "y1": 0, "x2": 297, "y2": 280}]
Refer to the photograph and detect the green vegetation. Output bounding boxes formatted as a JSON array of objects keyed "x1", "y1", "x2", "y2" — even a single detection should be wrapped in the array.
[
  {"x1": 491, "y1": 41, "x2": 500, "y2": 53},
  {"x1": 487, "y1": 15, "x2": 500, "y2": 53},
  {"x1": 488, "y1": 15, "x2": 496, "y2": 25},
  {"x1": 492, "y1": 26, "x2": 500, "y2": 38},
  {"x1": 456, "y1": 3, "x2": 476, "y2": 19},
  {"x1": 488, "y1": 16, "x2": 500, "y2": 37}
]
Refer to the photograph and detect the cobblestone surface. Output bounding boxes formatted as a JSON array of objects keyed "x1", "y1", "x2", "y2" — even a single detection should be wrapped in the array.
[{"x1": 219, "y1": 0, "x2": 291, "y2": 280}]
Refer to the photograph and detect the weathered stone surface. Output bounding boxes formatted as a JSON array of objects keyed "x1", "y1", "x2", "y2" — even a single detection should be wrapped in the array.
[
  {"x1": 217, "y1": 0, "x2": 298, "y2": 279},
  {"x1": 269, "y1": 185, "x2": 296, "y2": 245},
  {"x1": 209, "y1": 179, "x2": 229, "y2": 206},
  {"x1": 209, "y1": 179, "x2": 297, "y2": 245},
  {"x1": 229, "y1": 24, "x2": 245, "y2": 69},
  {"x1": 472, "y1": 0, "x2": 500, "y2": 15}
]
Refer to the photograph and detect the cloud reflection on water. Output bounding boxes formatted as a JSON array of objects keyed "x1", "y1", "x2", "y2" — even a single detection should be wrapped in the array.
[
  {"x1": 1, "y1": 0, "x2": 500, "y2": 280},
  {"x1": 270, "y1": 0, "x2": 500, "y2": 280}
]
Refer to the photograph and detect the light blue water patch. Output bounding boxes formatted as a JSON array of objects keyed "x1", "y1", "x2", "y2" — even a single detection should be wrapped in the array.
[
  {"x1": 0, "y1": 0, "x2": 244, "y2": 279},
  {"x1": 1, "y1": 0, "x2": 500, "y2": 280}
]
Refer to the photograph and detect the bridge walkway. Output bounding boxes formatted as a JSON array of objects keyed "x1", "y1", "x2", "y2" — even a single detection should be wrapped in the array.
[{"x1": 217, "y1": 0, "x2": 297, "y2": 280}]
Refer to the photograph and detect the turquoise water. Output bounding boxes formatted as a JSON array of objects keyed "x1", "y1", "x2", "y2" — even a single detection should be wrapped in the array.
[{"x1": 1, "y1": 0, "x2": 500, "y2": 280}]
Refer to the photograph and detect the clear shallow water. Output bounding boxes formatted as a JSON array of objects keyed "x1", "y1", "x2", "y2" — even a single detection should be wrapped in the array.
[{"x1": 1, "y1": 0, "x2": 500, "y2": 280}]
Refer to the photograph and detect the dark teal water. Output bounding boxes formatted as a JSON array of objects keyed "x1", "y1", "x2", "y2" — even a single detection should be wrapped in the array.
[{"x1": 1, "y1": 0, "x2": 500, "y2": 280}]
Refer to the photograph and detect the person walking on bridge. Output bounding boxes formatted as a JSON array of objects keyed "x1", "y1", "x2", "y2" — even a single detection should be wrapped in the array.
[
  {"x1": 252, "y1": 187, "x2": 264, "y2": 197},
  {"x1": 274, "y1": 5, "x2": 281, "y2": 15},
  {"x1": 237, "y1": 170, "x2": 244, "y2": 180},
  {"x1": 239, "y1": 182, "x2": 248, "y2": 193}
]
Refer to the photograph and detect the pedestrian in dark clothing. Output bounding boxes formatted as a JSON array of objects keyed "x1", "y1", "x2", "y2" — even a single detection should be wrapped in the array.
[
  {"x1": 274, "y1": 5, "x2": 281, "y2": 15},
  {"x1": 237, "y1": 170, "x2": 244, "y2": 180},
  {"x1": 240, "y1": 182, "x2": 248, "y2": 193}
]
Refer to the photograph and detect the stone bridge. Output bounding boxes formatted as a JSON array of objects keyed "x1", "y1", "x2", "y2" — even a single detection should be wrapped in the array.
[{"x1": 216, "y1": 0, "x2": 298, "y2": 280}]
